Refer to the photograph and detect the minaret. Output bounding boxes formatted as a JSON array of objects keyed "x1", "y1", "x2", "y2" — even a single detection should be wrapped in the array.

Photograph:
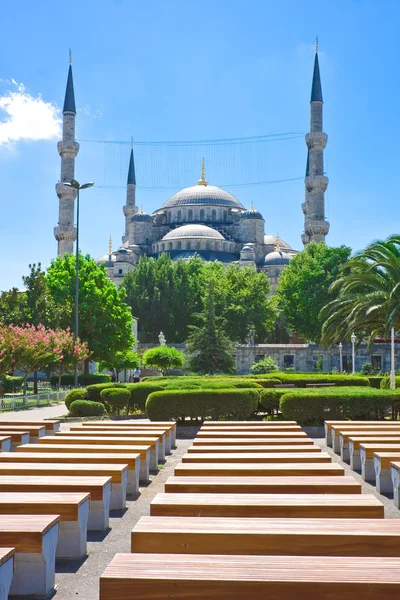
[
  {"x1": 122, "y1": 138, "x2": 138, "y2": 243},
  {"x1": 302, "y1": 38, "x2": 330, "y2": 246},
  {"x1": 54, "y1": 50, "x2": 80, "y2": 255}
]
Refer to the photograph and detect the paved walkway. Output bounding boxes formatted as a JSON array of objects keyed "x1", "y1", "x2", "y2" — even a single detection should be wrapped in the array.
[{"x1": 0, "y1": 403, "x2": 67, "y2": 421}]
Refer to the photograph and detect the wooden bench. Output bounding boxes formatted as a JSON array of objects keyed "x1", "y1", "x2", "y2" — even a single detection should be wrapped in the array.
[
  {"x1": 192, "y1": 437, "x2": 314, "y2": 446},
  {"x1": 19, "y1": 443, "x2": 151, "y2": 483},
  {"x1": 132, "y1": 515, "x2": 400, "y2": 556},
  {"x1": 0, "y1": 436, "x2": 11, "y2": 452},
  {"x1": 0, "y1": 430, "x2": 29, "y2": 449},
  {"x1": 331, "y1": 424, "x2": 400, "y2": 454},
  {"x1": 0, "y1": 451, "x2": 140, "y2": 495},
  {"x1": 187, "y1": 444, "x2": 321, "y2": 454},
  {"x1": 85, "y1": 420, "x2": 177, "y2": 447},
  {"x1": 0, "y1": 515, "x2": 59, "y2": 597},
  {"x1": 99, "y1": 552, "x2": 400, "y2": 600},
  {"x1": 0, "y1": 462, "x2": 128, "y2": 510},
  {"x1": 79, "y1": 423, "x2": 174, "y2": 453},
  {"x1": 196, "y1": 430, "x2": 308, "y2": 440},
  {"x1": 350, "y1": 438, "x2": 400, "y2": 472},
  {"x1": 164, "y1": 475, "x2": 362, "y2": 495},
  {"x1": 371, "y1": 453, "x2": 400, "y2": 493},
  {"x1": 0, "y1": 547, "x2": 14, "y2": 599},
  {"x1": 0, "y1": 419, "x2": 60, "y2": 434},
  {"x1": 40, "y1": 435, "x2": 160, "y2": 471},
  {"x1": 339, "y1": 429, "x2": 400, "y2": 461},
  {"x1": 390, "y1": 462, "x2": 400, "y2": 508},
  {"x1": 0, "y1": 492, "x2": 89, "y2": 560},
  {"x1": 181, "y1": 452, "x2": 331, "y2": 464},
  {"x1": 325, "y1": 420, "x2": 398, "y2": 446},
  {"x1": 203, "y1": 420, "x2": 298, "y2": 426},
  {"x1": 199, "y1": 425, "x2": 302, "y2": 433},
  {"x1": 150, "y1": 492, "x2": 383, "y2": 518},
  {"x1": 306, "y1": 383, "x2": 335, "y2": 387},
  {"x1": 0, "y1": 424, "x2": 45, "y2": 441},
  {"x1": 174, "y1": 462, "x2": 344, "y2": 478},
  {"x1": 273, "y1": 384, "x2": 296, "y2": 388},
  {"x1": 0, "y1": 475, "x2": 111, "y2": 531}
]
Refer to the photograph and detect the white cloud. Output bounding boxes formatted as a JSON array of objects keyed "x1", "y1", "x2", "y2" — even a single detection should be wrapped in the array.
[{"x1": 0, "y1": 80, "x2": 62, "y2": 146}]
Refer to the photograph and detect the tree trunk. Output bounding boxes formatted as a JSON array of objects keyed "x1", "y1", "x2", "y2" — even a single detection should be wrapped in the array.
[
  {"x1": 33, "y1": 371, "x2": 38, "y2": 395},
  {"x1": 23, "y1": 373, "x2": 28, "y2": 397},
  {"x1": 58, "y1": 371, "x2": 62, "y2": 390},
  {"x1": 84, "y1": 358, "x2": 90, "y2": 386}
]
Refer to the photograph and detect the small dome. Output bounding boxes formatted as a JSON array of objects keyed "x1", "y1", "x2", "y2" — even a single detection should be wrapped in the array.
[
  {"x1": 241, "y1": 245, "x2": 254, "y2": 252},
  {"x1": 264, "y1": 234, "x2": 292, "y2": 250},
  {"x1": 264, "y1": 250, "x2": 291, "y2": 266},
  {"x1": 161, "y1": 184, "x2": 244, "y2": 210},
  {"x1": 131, "y1": 212, "x2": 152, "y2": 223},
  {"x1": 241, "y1": 208, "x2": 264, "y2": 220},
  {"x1": 162, "y1": 224, "x2": 225, "y2": 241}
]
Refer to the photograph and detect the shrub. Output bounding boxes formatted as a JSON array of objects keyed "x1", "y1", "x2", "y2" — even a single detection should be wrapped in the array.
[
  {"x1": 250, "y1": 356, "x2": 279, "y2": 374},
  {"x1": 86, "y1": 382, "x2": 126, "y2": 402},
  {"x1": 0, "y1": 375, "x2": 23, "y2": 393},
  {"x1": 368, "y1": 376, "x2": 385, "y2": 389},
  {"x1": 280, "y1": 387, "x2": 400, "y2": 424},
  {"x1": 380, "y1": 375, "x2": 400, "y2": 389},
  {"x1": 259, "y1": 388, "x2": 288, "y2": 414},
  {"x1": 248, "y1": 378, "x2": 281, "y2": 388},
  {"x1": 127, "y1": 383, "x2": 165, "y2": 411},
  {"x1": 65, "y1": 388, "x2": 87, "y2": 410},
  {"x1": 145, "y1": 389, "x2": 259, "y2": 421},
  {"x1": 271, "y1": 373, "x2": 369, "y2": 387},
  {"x1": 100, "y1": 387, "x2": 131, "y2": 415},
  {"x1": 142, "y1": 346, "x2": 185, "y2": 375},
  {"x1": 69, "y1": 399, "x2": 106, "y2": 417},
  {"x1": 50, "y1": 373, "x2": 111, "y2": 387}
]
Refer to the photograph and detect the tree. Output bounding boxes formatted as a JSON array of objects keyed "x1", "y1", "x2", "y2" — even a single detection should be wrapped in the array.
[
  {"x1": 320, "y1": 235, "x2": 400, "y2": 345},
  {"x1": 0, "y1": 288, "x2": 28, "y2": 326},
  {"x1": 46, "y1": 253, "x2": 134, "y2": 380},
  {"x1": 250, "y1": 356, "x2": 279, "y2": 374},
  {"x1": 48, "y1": 329, "x2": 89, "y2": 388},
  {"x1": 276, "y1": 242, "x2": 352, "y2": 342},
  {"x1": 186, "y1": 280, "x2": 235, "y2": 375},
  {"x1": 142, "y1": 346, "x2": 185, "y2": 376},
  {"x1": 99, "y1": 350, "x2": 140, "y2": 381}
]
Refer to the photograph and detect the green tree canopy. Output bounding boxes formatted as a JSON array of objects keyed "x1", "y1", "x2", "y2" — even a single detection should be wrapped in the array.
[
  {"x1": 276, "y1": 242, "x2": 351, "y2": 342},
  {"x1": 46, "y1": 253, "x2": 134, "y2": 372},
  {"x1": 142, "y1": 346, "x2": 185, "y2": 375},
  {"x1": 99, "y1": 350, "x2": 140, "y2": 378},
  {"x1": 186, "y1": 280, "x2": 235, "y2": 375}
]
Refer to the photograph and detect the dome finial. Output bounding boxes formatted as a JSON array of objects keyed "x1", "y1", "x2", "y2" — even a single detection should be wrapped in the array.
[
  {"x1": 140, "y1": 204, "x2": 144, "y2": 214},
  {"x1": 250, "y1": 201, "x2": 254, "y2": 210},
  {"x1": 197, "y1": 157, "x2": 208, "y2": 186},
  {"x1": 108, "y1": 234, "x2": 112, "y2": 256},
  {"x1": 275, "y1": 233, "x2": 281, "y2": 252}
]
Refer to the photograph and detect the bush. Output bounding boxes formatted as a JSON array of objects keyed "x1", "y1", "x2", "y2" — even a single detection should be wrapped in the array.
[
  {"x1": 86, "y1": 382, "x2": 126, "y2": 402},
  {"x1": 69, "y1": 399, "x2": 106, "y2": 417},
  {"x1": 259, "y1": 388, "x2": 288, "y2": 414},
  {"x1": 142, "y1": 346, "x2": 185, "y2": 375},
  {"x1": 127, "y1": 383, "x2": 165, "y2": 411},
  {"x1": 50, "y1": 373, "x2": 111, "y2": 387},
  {"x1": 380, "y1": 375, "x2": 400, "y2": 389},
  {"x1": 65, "y1": 388, "x2": 87, "y2": 410},
  {"x1": 145, "y1": 389, "x2": 259, "y2": 421},
  {"x1": 271, "y1": 373, "x2": 370, "y2": 387},
  {"x1": 251, "y1": 356, "x2": 279, "y2": 374},
  {"x1": 100, "y1": 387, "x2": 131, "y2": 415},
  {"x1": 0, "y1": 375, "x2": 24, "y2": 394},
  {"x1": 280, "y1": 387, "x2": 400, "y2": 424},
  {"x1": 248, "y1": 378, "x2": 282, "y2": 388},
  {"x1": 368, "y1": 376, "x2": 385, "y2": 389}
]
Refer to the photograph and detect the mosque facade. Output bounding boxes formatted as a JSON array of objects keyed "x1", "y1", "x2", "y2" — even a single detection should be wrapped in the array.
[{"x1": 54, "y1": 44, "x2": 329, "y2": 288}]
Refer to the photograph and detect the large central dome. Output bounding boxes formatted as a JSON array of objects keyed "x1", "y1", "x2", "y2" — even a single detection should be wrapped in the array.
[{"x1": 161, "y1": 184, "x2": 244, "y2": 210}]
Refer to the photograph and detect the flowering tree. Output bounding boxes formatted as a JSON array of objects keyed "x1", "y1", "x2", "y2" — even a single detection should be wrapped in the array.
[
  {"x1": 49, "y1": 328, "x2": 89, "y2": 388},
  {"x1": 0, "y1": 326, "x2": 13, "y2": 375}
]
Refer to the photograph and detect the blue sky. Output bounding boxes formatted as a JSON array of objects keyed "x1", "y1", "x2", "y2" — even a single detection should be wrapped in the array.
[{"x1": 0, "y1": 0, "x2": 399, "y2": 289}]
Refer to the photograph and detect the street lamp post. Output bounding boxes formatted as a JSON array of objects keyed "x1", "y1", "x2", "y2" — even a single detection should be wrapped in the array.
[
  {"x1": 351, "y1": 332, "x2": 357, "y2": 375},
  {"x1": 338, "y1": 343, "x2": 343, "y2": 373},
  {"x1": 64, "y1": 180, "x2": 94, "y2": 387}
]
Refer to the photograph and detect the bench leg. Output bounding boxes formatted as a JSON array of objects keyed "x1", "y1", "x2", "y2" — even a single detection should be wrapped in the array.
[
  {"x1": 333, "y1": 435, "x2": 340, "y2": 453},
  {"x1": 127, "y1": 460, "x2": 140, "y2": 495},
  {"x1": 110, "y1": 471, "x2": 127, "y2": 510},
  {"x1": 150, "y1": 444, "x2": 159, "y2": 471},
  {"x1": 57, "y1": 499, "x2": 89, "y2": 559},
  {"x1": 350, "y1": 448, "x2": 361, "y2": 471},
  {"x1": 88, "y1": 482, "x2": 111, "y2": 531},
  {"x1": 1, "y1": 438, "x2": 11, "y2": 452},
  {"x1": 0, "y1": 555, "x2": 14, "y2": 599},
  {"x1": 10, "y1": 523, "x2": 58, "y2": 597},
  {"x1": 361, "y1": 457, "x2": 376, "y2": 482},
  {"x1": 165, "y1": 434, "x2": 171, "y2": 455},
  {"x1": 158, "y1": 437, "x2": 166, "y2": 462},
  {"x1": 375, "y1": 464, "x2": 393, "y2": 494},
  {"x1": 139, "y1": 460, "x2": 150, "y2": 484},
  {"x1": 340, "y1": 440, "x2": 350, "y2": 462},
  {"x1": 392, "y1": 468, "x2": 400, "y2": 507}
]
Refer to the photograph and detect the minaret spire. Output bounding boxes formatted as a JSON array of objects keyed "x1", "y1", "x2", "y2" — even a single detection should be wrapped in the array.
[
  {"x1": 197, "y1": 157, "x2": 208, "y2": 186},
  {"x1": 302, "y1": 39, "x2": 329, "y2": 246},
  {"x1": 54, "y1": 52, "x2": 80, "y2": 256},
  {"x1": 122, "y1": 137, "x2": 138, "y2": 243}
]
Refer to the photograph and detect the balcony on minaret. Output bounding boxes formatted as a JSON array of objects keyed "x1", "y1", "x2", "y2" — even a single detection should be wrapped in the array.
[
  {"x1": 305, "y1": 132, "x2": 328, "y2": 151},
  {"x1": 305, "y1": 175, "x2": 329, "y2": 194},
  {"x1": 305, "y1": 218, "x2": 330, "y2": 237},
  {"x1": 57, "y1": 140, "x2": 80, "y2": 158},
  {"x1": 55, "y1": 182, "x2": 78, "y2": 200}
]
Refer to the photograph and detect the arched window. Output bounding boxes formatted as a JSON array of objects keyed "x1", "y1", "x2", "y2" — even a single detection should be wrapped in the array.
[
  {"x1": 223, "y1": 242, "x2": 227, "y2": 252},
  {"x1": 188, "y1": 209, "x2": 193, "y2": 220},
  {"x1": 168, "y1": 212, "x2": 171, "y2": 223},
  {"x1": 177, "y1": 210, "x2": 182, "y2": 221},
  {"x1": 223, "y1": 210, "x2": 228, "y2": 221},
  {"x1": 196, "y1": 241, "x2": 201, "y2": 250},
  {"x1": 156, "y1": 244, "x2": 159, "y2": 252},
  {"x1": 187, "y1": 241, "x2": 191, "y2": 250},
  {"x1": 177, "y1": 241, "x2": 182, "y2": 250},
  {"x1": 161, "y1": 243, "x2": 165, "y2": 252},
  {"x1": 168, "y1": 242, "x2": 173, "y2": 250},
  {"x1": 215, "y1": 241, "x2": 219, "y2": 251},
  {"x1": 200, "y1": 209, "x2": 205, "y2": 221},
  {"x1": 211, "y1": 209, "x2": 216, "y2": 221},
  {"x1": 206, "y1": 241, "x2": 211, "y2": 250}
]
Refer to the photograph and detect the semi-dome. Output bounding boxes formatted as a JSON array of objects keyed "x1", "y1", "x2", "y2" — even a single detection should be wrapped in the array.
[
  {"x1": 264, "y1": 250, "x2": 291, "y2": 266},
  {"x1": 241, "y1": 207, "x2": 264, "y2": 220},
  {"x1": 161, "y1": 184, "x2": 244, "y2": 210},
  {"x1": 131, "y1": 212, "x2": 152, "y2": 223},
  {"x1": 264, "y1": 234, "x2": 292, "y2": 250},
  {"x1": 162, "y1": 224, "x2": 225, "y2": 241}
]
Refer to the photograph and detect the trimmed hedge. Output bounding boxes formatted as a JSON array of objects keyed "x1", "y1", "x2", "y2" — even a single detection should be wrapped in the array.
[
  {"x1": 65, "y1": 388, "x2": 87, "y2": 410},
  {"x1": 86, "y1": 382, "x2": 126, "y2": 402},
  {"x1": 69, "y1": 400, "x2": 106, "y2": 417},
  {"x1": 0, "y1": 375, "x2": 23, "y2": 393},
  {"x1": 146, "y1": 389, "x2": 259, "y2": 421},
  {"x1": 272, "y1": 373, "x2": 370, "y2": 387},
  {"x1": 100, "y1": 387, "x2": 131, "y2": 415},
  {"x1": 259, "y1": 388, "x2": 287, "y2": 414},
  {"x1": 380, "y1": 375, "x2": 400, "y2": 389},
  {"x1": 368, "y1": 376, "x2": 385, "y2": 389},
  {"x1": 50, "y1": 373, "x2": 111, "y2": 387},
  {"x1": 280, "y1": 387, "x2": 400, "y2": 424},
  {"x1": 126, "y1": 383, "x2": 165, "y2": 411}
]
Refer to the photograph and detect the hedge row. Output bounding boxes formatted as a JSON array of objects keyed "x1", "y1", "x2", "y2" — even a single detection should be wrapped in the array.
[
  {"x1": 50, "y1": 373, "x2": 111, "y2": 387},
  {"x1": 146, "y1": 389, "x2": 259, "y2": 421},
  {"x1": 0, "y1": 375, "x2": 23, "y2": 394},
  {"x1": 143, "y1": 373, "x2": 370, "y2": 387}
]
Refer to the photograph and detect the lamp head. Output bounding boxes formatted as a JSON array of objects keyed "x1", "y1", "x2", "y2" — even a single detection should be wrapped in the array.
[
  {"x1": 338, "y1": 342, "x2": 343, "y2": 349},
  {"x1": 351, "y1": 333, "x2": 356, "y2": 344},
  {"x1": 64, "y1": 179, "x2": 80, "y2": 189},
  {"x1": 80, "y1": 182, "x2": 94, "y2": 189}
]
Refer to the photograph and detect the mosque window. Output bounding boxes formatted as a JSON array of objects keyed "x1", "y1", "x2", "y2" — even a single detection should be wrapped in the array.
[
  {"x1": 284, "y1": 355, "x2": 295, "y2": 369},
  {"x1": 187, "y1": 241, "x2": 191, "y2": 250},
  {"x1": 177, "y1": 210, "x2": 182, "y2": 221},
  {"x1": 196, "y1": 241, "x2": 201, "y2": 250},
  {"x1": 167, "y1": 212, "x2": 171, "y2": 223},
  {"x1": 188, "y1": 209, "x2": 193, "y2": 220},
  {"x1": 177, "y1": 241, "x2": 182, "y2": 250},
  {"x1": 223, "y1": 210, "x2": 228, "y2": 221},
  {"x1": 168, "y1": 242, "x2": 173, "y2": 250},
  {"x1": 223, "y1": 242, "x2": 227, "y2": 251},
  {"x1": 118, "y1": 269, "x2": 123, "y2": 275},
  {"x1": 215, "y1": 242, "x2": 219, "y2": 250},
  {"x1": 161, "y1": 243, "x2": 165, "y2": 252},
  {"x1": 206, "y1": 241, "x2": 211, "y2": 250},
  {"x1": 211, "y1": 209, "x2": 216, "y2": 221},
  {"x1": 200, "y1": 209, "x2": 205, "y2": 221}
]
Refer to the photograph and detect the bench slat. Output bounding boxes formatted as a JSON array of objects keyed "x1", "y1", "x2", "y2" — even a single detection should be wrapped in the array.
[
  {"x1": 0, "y1": 515, "x2": 60, "y2": 553},
  {"x1": 187, "y1": 445, "x2": 320, "y2": 454},
  {"x1": 0, "y1": 475, "x2": 110, "y2": 501},
  {"x1": 18, "y1": 443, "x2": 150, "y2": 459},
  {"x1": 181, "y1": 452, "x2": 331, "y2": 464},
  {"x1": 0, "y1": 491, "x2": 89, "y2": 521},
  {"x1": 192, "y1": 437, "x2": 312, "y2": 446},
  {"x1": 174, "y1": 463, "x2": 344, "y2": 477},
  {"x1": 0, "y1": 462, "x2": 128, "y2": 483}
]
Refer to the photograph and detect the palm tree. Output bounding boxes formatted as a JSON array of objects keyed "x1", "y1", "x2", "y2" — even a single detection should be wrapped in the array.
[{"x1": 320, "y1": 235, "x2": 400, "y2": 345}]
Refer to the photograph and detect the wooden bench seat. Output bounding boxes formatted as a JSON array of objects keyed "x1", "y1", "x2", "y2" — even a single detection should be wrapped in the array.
[
  {"x1": 77, "y1": 424, "x2": 173, "y2": 454},
  {"x1": 164, "y1": 475, "x2": 362, "y2": 495},
  {"x1": 0, "y1": 419, "x2": 60, "y2": 434},
  {"x1": 40, "y1": 435, "x2": 160, "y2": 471},
  {"x1": 0, "y1": 492, "x2": 89, "y2": 560},
  {"x1": 187, "y1": 444, "x2": 320, "y2": 454},
  {"x1": 370, "y1": 453, "x2": 400, "y2": 494},
  {"x1": 58, "y1": 429, "x2": 167, "y2": 461},
  {"x1": 340, "y1": 430, "x2": 400, "y2": 462},
  {"x1": 174, "y1": 462, "x2": 344, "y2": 478},
  {"x1": 0, "y1": 547, "x2": 14, "y2": 599},
  {"x1": 0, "y1": 451, "x2": 140, "y2": 495},
  {"x1": 0, "y1": 514, "x2": 59, "y2": 597},
  {"x1": 199, "y1": 425, "x2": 302, "y2": 433},
  {"x1": 203, "y1": 420, "x2": 298, "y2": 426},
  {"x1": 0, "y1": 436, "x2": 11, "y2": 452},
  {"x1": 355, "y1": 442, "x2": 400, "y2": 481},
  {"x1": 333, "y1": 425, "x2": 400, "y2": 454},
  {"x1": 325, "y1": 420, "x2": 397, "y2": 446},
  {"x1": 350, "y1": 437, "x2": 400, "y2": 471},
  {"x1": 196, "y1": 430, "x2": 307, "y2": 440},
  {"x1": 0, "y1": 424, "x2": 45, "y2": 441},
  {"x1": 181, "y1": 452, "x2": 331, "y2": 464},
  {"x1": 192, "y1": 436, "x2": 311, "y2": 446},
  {"x1": 132, "y1": 515, "x2": 400, "y2": 556},
  {"x1": 390, "y1": 462, "x2": 400, "y2": 508},
  {"x1": 150, "y1": 492, "x2": 383, "y2": 518},
  {"x1": 0, "y1": 430, "x2": 29, "y2": 449},
  {"x1": 306, "y1": 382, "x2": 335, "y2": 387},
  {"x1": 0, "y1": 475, "x2": 111, "y2": 531},
  {"x1": 0, "y1": 462, "x2": 128, "y2": 510},
  {"x1": 19, "y1": 443, "x2": 151, "y2": 483},
  {"x1": 85, "y1": 420, "x2": 177, "y2": 447}
]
